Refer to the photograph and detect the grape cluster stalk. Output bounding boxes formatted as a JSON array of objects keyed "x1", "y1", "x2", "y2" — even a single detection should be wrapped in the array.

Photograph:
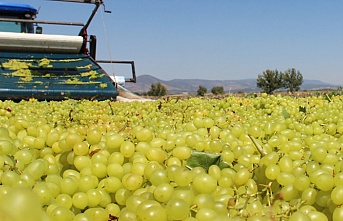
[{"x1": 0, "y1": 94, "x2": 343, "y2": 221}]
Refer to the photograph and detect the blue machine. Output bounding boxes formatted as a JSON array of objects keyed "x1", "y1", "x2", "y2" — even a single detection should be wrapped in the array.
[{"x1": 0, "y1": 1, "x2": 136, "y2": 101}]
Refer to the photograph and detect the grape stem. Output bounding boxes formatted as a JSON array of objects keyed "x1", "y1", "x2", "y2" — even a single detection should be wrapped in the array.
[{"x1": 248, "y1": 134, "x2": 267, "y2": 156}]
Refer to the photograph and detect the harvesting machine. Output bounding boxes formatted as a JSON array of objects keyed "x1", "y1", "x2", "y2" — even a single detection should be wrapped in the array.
[{"x1": 0, "y1": 0, "x2": 136, "y2": 101}]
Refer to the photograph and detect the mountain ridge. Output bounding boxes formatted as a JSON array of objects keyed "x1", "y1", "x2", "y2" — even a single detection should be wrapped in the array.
[{"x1": 125, "y1": 74, "x2": 337, "y2": 94}]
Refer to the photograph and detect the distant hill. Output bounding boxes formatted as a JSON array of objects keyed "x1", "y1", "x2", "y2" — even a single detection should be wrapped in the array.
[{"x1": 125, "y1": 74, "x2": 338, "y2": 94}]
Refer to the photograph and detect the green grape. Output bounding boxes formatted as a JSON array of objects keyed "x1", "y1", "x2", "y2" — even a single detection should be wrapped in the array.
[
  {"x1": 115, "y1": 188, "x2": 132, "y2": 206},
  {"x1": 192, "y1": 173, "x2": 217, "y2": 194},
  {"x1": 144, "y1": 161, "x2": 163, "y2": 180},
  {"x1": 84, "y1": 208, "x2": 109, "y2": 221},
  {"x1": 246, "y1": 200, "x2": 263, "y2": 216},
  {"x1": 78, "y1": 175, "x2": 98, "y2": 192},
  {"x1": 98, "y1": 189, "x2": 112, "y2": 207},
  {"x1": 193, "y1": 193, "x2": 215, "y2": 209},
  {"x1": 107, "y1": 162, "x2": 124, "y2": 179},
  {"x1": 32, "y1": 182, "x2": 52, "y2": 205},
  {"x1": 314, "y1": 173, "x2": 334, "y2": 191},
  {"x1": 55, "y1": 193, "x2": 72, "y2": 209},
  {"x1": 86, "y1": 129, "x2": 102, "y2": 145},
  {"x1": 174, "y1": 168, "x2": 193, "y2": 186},
  {"x1": 196, "y1": 208, "x2": 217, "y2": 221},
  {"x1": 315, "y1": 190, "x2": 331, "y2": 207},
  {"x1": 153, "y1": 183, "x2": 173, "y2": 203},
  {"x1": 280, "y1": 184, "x2": 299, "y2": 201},
  {"x1": 331, "y1": 186, "x2": 343, "y2": 205},
  {"x1": 0, "y1": 187, "x2": 42, "y2": 221},
  {"x1": 333, "y1": 207, "x2": 343, "y2": 221},
  {"x1": 122, "y1": 162, "x2": 133, "y2": 174},
  {"x1": 120, "y1": 141, "x2": 135, "y2": 158},
  {"x1": 136, "y1": 199, "x2": 160, "y2": 217},
  {"x1": 105, "y1": 133, "x2": 124, "y2": 150},
  {"x1": 90, "y1": 152, "x2": 107, "y2": 165},
  {"x1": 91, "y1": 162, "x2": 107, "y2": 178},
  {"x1": 276, "y1": 172, "x2": 295, "y2": 186},
  {"x1": 265, "y1": 164, "x2": 280, "y2": 180},
  {"x1": 102, "y1": 176, "x2": 121, "y2": 193},
  {"x1": 263, "y1": 151, "x2": 279, "y2": 167},
  {"x1": 334, "y1": 172, "x2": 343, "y2": 186},
  {"x1": 307, "y1": 211, "x2": 328, "y2": 221},
  {"x1": 288, "y1": 211, "x2": 311, "y2": 221},
  {"x1": 125, "y1": 195, "x2": 145, "y2": 212},
  {"x1": 1, "y1": 170, "x2": 20, "y2": 186},
  {"x1": 65, "y1": 133, "x2": 83, "y2": 151},
  {"x1": 73, "y1": 141, "x2": 89, "y2": 156},
  {"x1": 172, "y1": 146, "x2": 192, "y2": 160},
  {"x1": 234, "y1": 168, "x2": 251, "y2": 186},
  {"x1": 146, "y1": 147, "x2": 167, "y2": 164},
  {"x1": 60, "y1": 177, "x2": 78, "y2": 196},
  {"x1": 208, "y1": 165, "x2": 221, "y2": 180},
  {"x1": 218, "y1": 175, "x2": 233, "y2": 188},
  {"x1": 172, "y1": 186, "x2": 195, "y2": 205},
  {"x1": 149, "y1": 169, "x2": 169, "y2": 186},
  {"x1": 49, "y1": 205, "x2": 75, "y2": 221},
  {"x1": 136, "y1": 128, "x2": 153, "y2": 142},
  {"x1": 87, "y1": 188, "x2": 102, "y2": 207},
  {"x1": 73, "y1": 213, "x2": 93, "y2": 221},
  {"x1": 278, "y1": 155, "x2": 294, "y2": 173},
  {"x1": 106, "y1": 203, "x2": 121, "y2": 217},
  {"x1": 122, "y1": 173, "x2": 143, "y2": 191},
  {"x1": 301, "y1": 187, "x2": 317, "y2": 205},
  {"x1": 322, "y1": 153, "x2": 339, "y2": 165},
  {"x1": 118, "y1": 208, "x2": 138, "y2": 221},
  {"x1": 72, "y1": 192, "x2": 88, "y2": 209},
  {"x1": 311, "y1": 146, "x2": 327, "y2": 163},
  {"x1": 73, "y1": 155, "x2": 91, "y2": 171},
  {"x1": 193, "y1": 117, "x2": 205, "y2": 129},
  {"x1": 139, "y1": 205, "x2": 167, "y2": 221},
  {"x1": 166, "y1": 198, "x2": 190, "y2": 220},
  {"x1": 14, "y1": 149, "x2": 33, "y2": 164},
  {"x1": 23, "y1": 160, "x2": 46, "y2": 180},
  {"x1": 294, "y1": 174, "x2": 310, "y2": 191}
]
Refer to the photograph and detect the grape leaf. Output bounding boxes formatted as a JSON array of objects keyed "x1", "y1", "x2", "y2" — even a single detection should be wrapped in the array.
[
  {"x1": 282, "y1": 108, "x2": 290, "y2": 119},
  {"x1": 299, "y1": 106, "x2": 306, "y2": 113},
  {"x1": 186, "y1": 150, "x2": 232, "y2": 171}
]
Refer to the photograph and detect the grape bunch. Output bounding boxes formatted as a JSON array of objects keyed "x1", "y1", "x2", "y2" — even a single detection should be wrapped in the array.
[{"x1": 0, "y1": 94, "x2": 343, "y2": 221}]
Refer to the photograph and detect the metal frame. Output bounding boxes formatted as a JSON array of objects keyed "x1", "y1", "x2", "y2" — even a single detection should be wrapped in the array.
[
  {"x1": 0, "y1": 17, "x2": 84, "y2": 26},
  {"x1": 96, "y1": 60, "x2": 137, "y2": 83}
]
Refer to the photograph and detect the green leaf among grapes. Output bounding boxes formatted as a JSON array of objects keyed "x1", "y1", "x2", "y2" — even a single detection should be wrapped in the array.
[
  {"x1": 299, "y1": 106, "x2": 306, "y2": 113},
  {"x1": 186, "y1": 150, "x2": 232, "y2": 171},
  {"x1": 282, "y1": 108, "x2": 290, "y2": 119}
]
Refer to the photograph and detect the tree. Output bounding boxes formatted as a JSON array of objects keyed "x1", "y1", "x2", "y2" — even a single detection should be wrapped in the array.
[
  {"x1": 256, "y1": 69, "x2": 283, "y2": 94},
  {"x1": 147, "y1": 82, "x2": 167, "y2": 96},
  {"x1": 211, "y1": 86, "x2": 225, "y2": 95},
  {"x1": 197, "y1": 85, "x2": 207, "y2": 96},
  {"x1": 282, "y1": 68, "x2": 303, "y2": 92}
]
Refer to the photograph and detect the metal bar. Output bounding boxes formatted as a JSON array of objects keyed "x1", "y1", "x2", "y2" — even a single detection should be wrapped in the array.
[
  {"x1": 96, "y1": 60, "x2": 135, "y2": 64},
  {"x1": 81, "y1": 3, "x2": 101, "y2": 33},
  {"x1": 0, "y1": 18, "x2": 84, "y2": 26},
  {"x1": 96, "y1": 60, "x2": 137, "y2": 83},
  {"x1": 47, "y1": 0, "x2": 103, "y2": 4}
]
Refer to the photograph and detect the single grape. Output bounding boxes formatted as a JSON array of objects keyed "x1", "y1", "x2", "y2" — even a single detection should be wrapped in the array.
[
  {"x1": 72, "y1": 192, "x2": 88, "y2": 210},
  {"x1": 166, "y1": 198, "x2": 190, "y2": 220},
  {"x1": 153, "y1": 183, "x2": 173, "y2": 203},
  {"x1": 122, "y1": 173, "x2": 143, "y2": 191},
  {"x1": 192, "y1": 173, "x2": 217, "y2": 194}
]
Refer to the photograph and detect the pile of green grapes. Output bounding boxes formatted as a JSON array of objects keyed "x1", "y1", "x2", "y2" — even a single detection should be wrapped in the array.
[{"x1": 1, "y1": 94, "x2": 343, "y2": 221}]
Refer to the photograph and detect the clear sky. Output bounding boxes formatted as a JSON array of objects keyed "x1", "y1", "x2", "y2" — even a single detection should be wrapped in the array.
[{"x1": 6, "y1": 0, "x2": 343, "y2": 85}]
